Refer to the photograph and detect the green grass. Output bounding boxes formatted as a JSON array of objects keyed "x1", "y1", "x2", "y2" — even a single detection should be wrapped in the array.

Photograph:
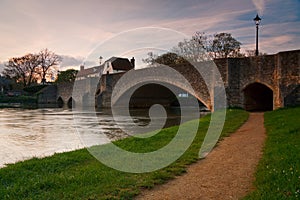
[
  {"x1": 244, "y1": 107, "x2": 300, "y2": 200},
  {"x1": 0, "y1": 109, "x2": 248, "y2": 200}
]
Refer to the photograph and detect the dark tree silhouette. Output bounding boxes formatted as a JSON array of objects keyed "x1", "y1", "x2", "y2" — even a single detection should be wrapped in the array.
[
  {"x1": 2, "y1": 54, "x2": 39, "y2": 87},
  {"x1": 37, "y1": 49, "x2": 61, "y2": 84},
  {"x1": 55, "y1": 69, "x2": 78, "y2": 83},
  {"x1": 2, "y1": 49, "x2": 61, "y2": 87},
  {"x1": 209, "y1": 33, "x2": 242, "y2": 58}
]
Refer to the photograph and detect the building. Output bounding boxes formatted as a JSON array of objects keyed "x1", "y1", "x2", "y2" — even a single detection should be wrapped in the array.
[{"x1": 76, "y1": 57, "x2": 135, "y2": 80}]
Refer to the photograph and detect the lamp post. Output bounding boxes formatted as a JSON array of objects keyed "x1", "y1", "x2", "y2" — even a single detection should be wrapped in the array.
[{"x1": 253, "y1": 14, "x2": 261, "y2": 56}]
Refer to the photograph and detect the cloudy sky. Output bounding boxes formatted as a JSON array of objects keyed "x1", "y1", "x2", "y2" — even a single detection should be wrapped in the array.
[{"x1": 0, "y1": 0, "x2": 299, "y2": 70}]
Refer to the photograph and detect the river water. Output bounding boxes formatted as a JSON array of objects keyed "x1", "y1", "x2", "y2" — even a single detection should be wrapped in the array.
[{"x1": 0, "y1": 107, "x2": 202, "y2": 168}]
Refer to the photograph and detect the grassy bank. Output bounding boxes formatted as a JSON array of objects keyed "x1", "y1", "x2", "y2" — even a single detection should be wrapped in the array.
[
  {"x1": 244, "y1": 107, "x2": 300, "y2": 199},
  {"x1": 0, "y1": 109, "x2": 248, "y2": 200},
  {"x1": 0, "y1": 95, "x2": 37, "y2": 108},
  {"x1": 0, "y1": 95, "x2": 37, "y2": 103}
]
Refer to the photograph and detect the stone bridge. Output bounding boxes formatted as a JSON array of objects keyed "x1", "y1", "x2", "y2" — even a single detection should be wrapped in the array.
[
  {"x1": 55, "y1": 78, "x2": 99, "y2": 108},
  {"x1": 96, "y1": 50, "x2": 300, "y2": 111},
  {"x1": 56, "y1": 49, "x2": 300, "y2": 111}
]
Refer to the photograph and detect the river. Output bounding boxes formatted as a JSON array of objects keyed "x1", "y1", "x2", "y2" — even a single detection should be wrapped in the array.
[{"x1": 0, "y1": 107, "x2": 203, "y2": 168}]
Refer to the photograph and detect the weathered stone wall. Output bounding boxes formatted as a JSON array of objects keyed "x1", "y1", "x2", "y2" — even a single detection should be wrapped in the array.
[
  {"x1": 96, "y1": 73, "x2": 125, "y2": 107},
  {"x1": 37, "y1": 85, "x2": 58, "y2": 106},
  {"x1": 72, "y1": 77, "x2": 99, "y2": 106},
  {"x1": 57, "y1": 77, "x2": 100, "y2": 107},
  {"x1": 223, "y1": 50, "x2": 300, "y2": 109},
  {"x1": 224, "y1": 55, "x2": 278, "y2": 108},
  {"x1": 277, "y1": 50, "x2": 300, "y2": 107},
  {"x1": 57, "y1": 82, "x2": 73, "y2": 105}
]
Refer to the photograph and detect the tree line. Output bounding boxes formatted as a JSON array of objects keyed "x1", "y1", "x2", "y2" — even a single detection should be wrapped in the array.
[
  {"x1": 2, "y1": 49, "x2": 61, "y2": 87},
  {"x1": 144, "y1": 32, "x2": 265, "y2": 65}
]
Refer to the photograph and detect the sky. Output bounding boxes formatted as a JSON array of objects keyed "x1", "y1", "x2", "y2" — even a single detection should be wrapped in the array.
[{"x1": 0, "y1": 0, "x2": 299, "y2": 71}]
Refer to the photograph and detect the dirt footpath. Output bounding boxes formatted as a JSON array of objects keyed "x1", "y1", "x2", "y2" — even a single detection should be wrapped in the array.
[{"x1": 136, "y1": 112, "x2": 266, "y2": 200}]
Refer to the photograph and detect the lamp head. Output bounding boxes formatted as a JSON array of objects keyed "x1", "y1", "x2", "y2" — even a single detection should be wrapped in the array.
[{"x1": 253, "y1": 14, "x2": 261, "y2": 25}]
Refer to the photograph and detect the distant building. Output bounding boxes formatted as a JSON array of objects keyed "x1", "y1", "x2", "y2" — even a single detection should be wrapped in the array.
[
  {"x1": 75, "y1": 65, "x2": 102, "y2": 80},
  {"x1": 76, "y1": 57, "x2": 135, "y2": 80}
]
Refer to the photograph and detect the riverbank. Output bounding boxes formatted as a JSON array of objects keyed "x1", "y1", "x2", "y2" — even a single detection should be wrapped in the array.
[
  {"x1": 0, "y1": 95, "x2": 38, "y2": 108},
  {"x1": 0, "y1": 109, "x2": 248, "y2": 199}
]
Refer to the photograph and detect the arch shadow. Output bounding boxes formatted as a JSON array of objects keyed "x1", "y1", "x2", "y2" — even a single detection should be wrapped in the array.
[
  {"x1": 57, "y1": 96, "x2": 64, "y2": 108},
  {"x1": 243, "y1": 82, "x2": 273, "y2": 111},
  {"x1": 115, "y1": 82, "x2": 209, "y2": 110},
  {"x1": 67, "y1": 97, "x2": 75, "y2": 109}
]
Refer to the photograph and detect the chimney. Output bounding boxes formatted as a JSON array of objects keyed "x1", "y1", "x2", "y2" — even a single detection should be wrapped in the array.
[
  {"x1": 80, "y1": 65, "x2": 84, "y2": 71},
  {"x1": 130, "y1": 57, "x2": 135, "y2": 68}
]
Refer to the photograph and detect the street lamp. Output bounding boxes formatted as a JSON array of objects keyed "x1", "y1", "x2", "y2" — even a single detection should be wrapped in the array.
[
  {"x1": 253, "y1": 14, "x2": 261, "y2": 56},
  {"x1": 99, "y1": 56, "x2": 103, "y2": 65}
]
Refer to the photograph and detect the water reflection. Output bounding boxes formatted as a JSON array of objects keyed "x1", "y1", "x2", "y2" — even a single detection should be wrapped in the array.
[{"x1": 0, "y1": 107, "x2": 201, "y2": 168}]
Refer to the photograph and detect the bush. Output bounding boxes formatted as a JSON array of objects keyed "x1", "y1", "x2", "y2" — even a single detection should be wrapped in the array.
[{"x1": 23, "y1": 85, "x2": 47, "y2": 94}]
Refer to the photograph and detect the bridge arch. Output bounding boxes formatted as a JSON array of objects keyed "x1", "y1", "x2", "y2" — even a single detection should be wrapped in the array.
[
  {"x1": 243, "y1": 82, "x2": 273, "y2": 111},
  {"x1": 114, "y1": 82, "x2": 210, "y2": 110},
  {"x1": 57, "y1": 96, "x2": 64, "y2": 108},
  {"x1": 67, "y1": 97, "x2": 75, "y2": 108}
]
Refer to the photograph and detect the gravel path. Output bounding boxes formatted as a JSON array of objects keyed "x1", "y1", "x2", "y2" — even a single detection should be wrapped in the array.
[{"x1": 136, "y1": 112, "x2": 266, "y2": 200}]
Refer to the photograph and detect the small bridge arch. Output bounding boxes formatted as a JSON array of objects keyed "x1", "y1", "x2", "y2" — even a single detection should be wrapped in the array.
[
  {"x1": 57, "y1": 96, "x2": 64, "y2": 108},
  {"x1": 243, "y1": 82, "x2": 274, "y2": 111},
  {"x1": 67, "y1": 97, "x2": 75, "y2": 108}
]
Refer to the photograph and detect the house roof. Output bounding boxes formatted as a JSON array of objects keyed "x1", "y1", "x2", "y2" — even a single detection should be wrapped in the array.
[
  {"x1": 76, "y1": 57, "x2": 134, "y2": 78},
  {"x1": 76, "y1": 65, "x2": 103, "y2": 77},
  {"x1": 107, "y1": 57, "x2": 134, "y2": 71}
]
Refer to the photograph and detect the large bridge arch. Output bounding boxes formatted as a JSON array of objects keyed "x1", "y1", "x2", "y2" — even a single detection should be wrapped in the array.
[
  {"x1": 109, "y1": 66, "x2": 213, "y2": 110},
  {"x1": 243, "y1": 82, "x2": 274, "y2": 111},
  {"x1": 114, "y1": 82, "x2": 209, "y2": 109}
]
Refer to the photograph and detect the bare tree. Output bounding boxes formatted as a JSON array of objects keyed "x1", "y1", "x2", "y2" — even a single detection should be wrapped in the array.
[
  {"x1": 142, "y1": 52, "x2": 158, "y2": 65},
  {"x1": 172, "y1": 32, "x2": 209, "y2": 62},
  {"x1": 2, "y1": 54, "x2": 39, "y2": 87},
  {"x1": 37, "y1": 49, "x2": 61, "y2": 84},
  {"x1": 2, "y1": 49, "x2": 61, "y2": 87},
  {"x1": 3, "y1": 57, "x2": 26, "y2": 86}
]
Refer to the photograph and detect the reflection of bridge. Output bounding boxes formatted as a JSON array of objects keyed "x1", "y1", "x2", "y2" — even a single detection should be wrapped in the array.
[{"x1": 55, "y1": 50, "x2": 300, "y2": 111}]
